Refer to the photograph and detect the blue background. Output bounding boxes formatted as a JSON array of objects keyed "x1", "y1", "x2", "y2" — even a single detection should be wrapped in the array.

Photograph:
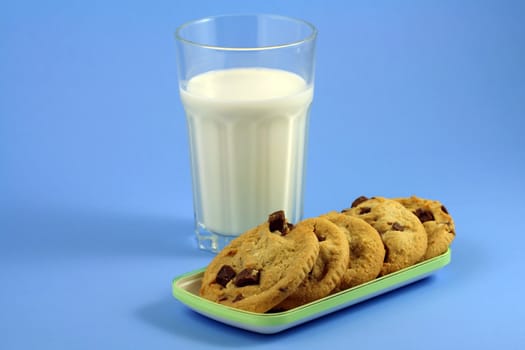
[{"x1": 1, "y1": 0, "x2": 524, "y2": 348}]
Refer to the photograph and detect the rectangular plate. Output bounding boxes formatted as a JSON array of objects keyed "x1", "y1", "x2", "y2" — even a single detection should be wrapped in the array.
[{"x1": 172, "y1": 249, "x2": 451, "y2": 334}]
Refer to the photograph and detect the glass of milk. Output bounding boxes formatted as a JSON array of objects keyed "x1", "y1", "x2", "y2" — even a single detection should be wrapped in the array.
[{"x1": 175, "y1": 14, "x2": 317, "y2": 252}]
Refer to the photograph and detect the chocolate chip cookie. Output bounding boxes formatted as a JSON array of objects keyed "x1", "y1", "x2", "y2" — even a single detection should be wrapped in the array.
[
  {"x1": 394, "y1": 196, "x2": 455, "y2": 260},
  {"x1": 199, "y1": 211, "x2": 320, "y2": 313},
  {"x1": 276, "y1": 217, "x2": 349, "y2": 310},
  {"x1": 343, "y1": 196, "x2": 427, "y2": 276},
  {"x1": 322, "y1": 212, "x2": 385, "y2": 290}
]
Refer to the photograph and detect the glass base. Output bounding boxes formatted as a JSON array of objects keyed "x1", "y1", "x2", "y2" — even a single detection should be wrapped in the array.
[{"x1": 195, "y1": 224, "x2": 238, "y2": 253}]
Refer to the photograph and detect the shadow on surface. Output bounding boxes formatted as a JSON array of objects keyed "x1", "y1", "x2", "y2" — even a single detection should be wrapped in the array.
[
  {"x1": 137, "y1": 276, "x2": 440, "y2": 346},
  {"x1": 136, "y1": 296, "x2": 274, "y2": 347},
  {"x1": 1, "y1": 205, "x2": 196, "y2": 258}
]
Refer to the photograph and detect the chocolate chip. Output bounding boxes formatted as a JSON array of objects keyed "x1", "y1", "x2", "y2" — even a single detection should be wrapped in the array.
[
  {"x1": 351, "y1": 243, "x2": 364, "y2": 257},
  {"x1": 234, "y1": 268, "x2": 260, "y2": 287},
  {"x1": 268, "y1": 210, "x2": 288, "y2": 235},
  {"x1": 441, "y1": 205, "x2": 449, "y2": 214},
  {"x1": 233, "y1": 294, "x2": 244, "y2": 302},
  {"x1": 351, "y1": 196, "x2": 369, "y2": 208},
  {"x1": 215, "y1": 265, "x2": 236, "y2": 287},
  {"x1": 359, "y1": 207, "x2": 371, "y2": 214},
  {"x1": 391, "y1": 222, "x2": 405, "y2": 231},
  {"x1": 414, "y1": 208, "x2": 435, "y2": 223},
  {"x1": 224, "y1": 249, "x2": 237, "y2": 257},
  {"x1": 279, "y1": 287, "x2": 288, "y2": 293}
]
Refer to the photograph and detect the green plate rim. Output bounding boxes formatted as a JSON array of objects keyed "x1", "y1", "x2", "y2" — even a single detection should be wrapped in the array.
[{"x1": 172, "y1": 248, "x2": 451, "y2": 331}]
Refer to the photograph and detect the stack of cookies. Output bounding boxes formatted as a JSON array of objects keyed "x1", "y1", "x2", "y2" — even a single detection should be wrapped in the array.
[{"x1": 199, "y1": 196, "x2": 456, "y2": 313}]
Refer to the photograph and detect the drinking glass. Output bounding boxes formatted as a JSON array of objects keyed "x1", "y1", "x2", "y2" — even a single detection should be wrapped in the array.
[{"x1": 175, "y1": 14, "x2": 317, "y2": 252}]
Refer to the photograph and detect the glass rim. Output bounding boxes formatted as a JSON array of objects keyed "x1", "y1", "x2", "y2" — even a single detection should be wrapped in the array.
[{"x1": 174, "y1": 13, "x2": 317, "y2": 51}]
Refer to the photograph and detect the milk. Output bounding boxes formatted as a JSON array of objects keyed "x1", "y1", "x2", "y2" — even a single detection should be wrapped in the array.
[{"x1": 180, "y1": 68, "x2": 313, "y2": 236}]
